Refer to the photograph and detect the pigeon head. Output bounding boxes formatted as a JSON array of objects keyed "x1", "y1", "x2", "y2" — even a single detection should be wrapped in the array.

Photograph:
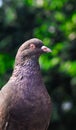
[{"x1": 15, "y1": 38, "x2": 51, "y2": 65}]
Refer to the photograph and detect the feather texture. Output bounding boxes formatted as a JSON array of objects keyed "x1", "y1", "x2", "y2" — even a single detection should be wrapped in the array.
[{"x1": 0, "y1": 38, "x2": 51, "y2": 130}]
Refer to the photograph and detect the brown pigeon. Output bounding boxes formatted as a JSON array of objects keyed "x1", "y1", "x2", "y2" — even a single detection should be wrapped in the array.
[{"x1": 0, "y1": 38, "x2": 52, "y2": 130}]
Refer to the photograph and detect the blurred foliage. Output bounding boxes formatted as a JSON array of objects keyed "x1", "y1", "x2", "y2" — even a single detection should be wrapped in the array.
[{"x1": 0, "y1": 0, "x2": 76, "y2": 130}]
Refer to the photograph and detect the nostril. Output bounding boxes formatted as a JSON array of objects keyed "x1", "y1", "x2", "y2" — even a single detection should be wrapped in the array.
[{"x1": 41, "y1": 46, "x2": 52, "y2": 53}]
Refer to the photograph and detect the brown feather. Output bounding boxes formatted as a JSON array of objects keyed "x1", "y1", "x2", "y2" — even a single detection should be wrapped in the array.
[{"x1": 0, "y1": 38, "x2": 52, "y2": 130}]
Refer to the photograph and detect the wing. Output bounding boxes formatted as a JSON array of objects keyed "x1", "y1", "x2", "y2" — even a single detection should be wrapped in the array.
[
  {"x1": 0, "y1": 82, "x2": 13, "y2": 130},
  {"x1": 0, "y1": 91, "x2": 9, "y2": 130},
  {"x1": 0, "y1": 82, "x2": 25, "y2": 130}
]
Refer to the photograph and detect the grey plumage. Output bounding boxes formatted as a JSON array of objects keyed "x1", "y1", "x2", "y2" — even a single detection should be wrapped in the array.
[{"x1": 0, "y1": 38, "x2": 52, "y2": 130}]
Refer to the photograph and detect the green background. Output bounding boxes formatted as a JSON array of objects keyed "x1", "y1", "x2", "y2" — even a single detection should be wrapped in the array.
[{"x1": 0, "y1": 0, "x2": 76, "y2": 130}]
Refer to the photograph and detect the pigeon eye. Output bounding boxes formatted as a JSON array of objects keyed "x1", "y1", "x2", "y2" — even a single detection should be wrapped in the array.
[{"x1": 30, "y1": 44, "x2": 36, "y2": 49}]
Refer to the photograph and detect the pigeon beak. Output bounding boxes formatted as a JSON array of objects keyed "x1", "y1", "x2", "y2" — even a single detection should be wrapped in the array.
[{"x1": 41, "y1": 46, "x2": 52, "y2": 53}]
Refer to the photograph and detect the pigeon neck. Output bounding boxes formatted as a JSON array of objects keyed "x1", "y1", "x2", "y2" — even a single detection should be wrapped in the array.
[{"x1": 12, "y1": 57, "x2": 41, "y2": 78}]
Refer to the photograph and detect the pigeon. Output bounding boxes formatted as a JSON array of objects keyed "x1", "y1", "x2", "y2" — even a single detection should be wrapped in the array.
[{"x1": 0, "y1": 38, "x2": 52, "y2": 130}]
